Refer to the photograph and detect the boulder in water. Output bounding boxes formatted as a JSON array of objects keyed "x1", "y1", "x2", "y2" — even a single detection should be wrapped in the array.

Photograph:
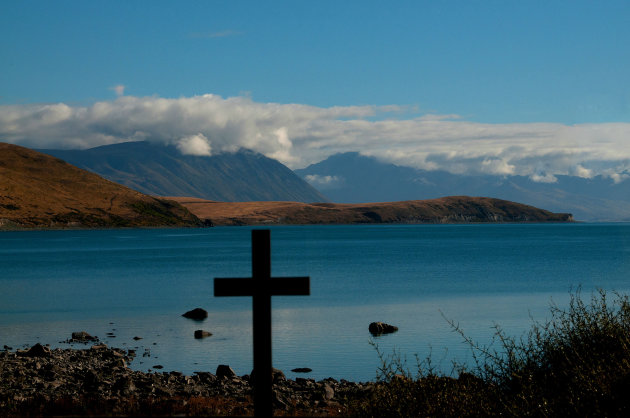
[
  {"x1": 71, "y1": 331, "x2": 98, "y2": 342},
  {"x1": 182, "y1": 308, "x2": 208, "y2": 320},
  {"x1": 368, "y1": 322, "x2": 398, "y2": 335},
  {"x1": 291, "y1": 367, "x2": 313, "y2": 373},
  {"x1": 194, "y1": 330, "x2": 212, "y2": 339}
]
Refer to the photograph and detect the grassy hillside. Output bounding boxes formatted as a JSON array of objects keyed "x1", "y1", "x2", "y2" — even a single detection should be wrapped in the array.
[
  {"x1": 0, "y1": 143, "x2": 203, "y2": 229},
  {"x1": 168, "y1": 196, "x2": 573, "y2": 226}
]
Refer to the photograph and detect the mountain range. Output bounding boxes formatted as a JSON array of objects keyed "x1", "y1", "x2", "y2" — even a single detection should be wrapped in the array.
[
  {"x1": 5, "y1": 139, "x2": 625, "y2": 222},
  {"x1": 0, "y1": 141, "x2": 576, "y2": 228},
  {"x1": 41, "y1": 141, "x2": 328, "y2": 203},
  {"x1": 295, "y1": 153, "x2": 630, "y2": 222}
]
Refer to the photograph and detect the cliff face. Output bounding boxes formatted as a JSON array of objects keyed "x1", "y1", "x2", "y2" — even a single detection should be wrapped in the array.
[
  {"x1": 0, "y1": 143, "x2": 202, "y2": 229},
  {"x1": 168, "y1": 196, "x2": 574, "y2": 226}
]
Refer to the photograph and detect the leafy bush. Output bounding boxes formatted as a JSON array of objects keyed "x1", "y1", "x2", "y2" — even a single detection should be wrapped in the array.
[{"x1": 354, "y1": 289, "x2": 630, "y2": 417}]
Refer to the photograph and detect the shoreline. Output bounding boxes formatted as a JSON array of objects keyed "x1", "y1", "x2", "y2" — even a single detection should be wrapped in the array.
[
  {"x1": 1, "y1": 196, "x2": 575, "y2": 230},
  {"x1": 0, "y1": 218, "x2": 578, "y2": 232},
  {"x1": 0, "y1": 343, "x2": 371, "y2": 416}
]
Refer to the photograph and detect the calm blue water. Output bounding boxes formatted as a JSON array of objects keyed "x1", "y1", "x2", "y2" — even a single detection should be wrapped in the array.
[{"x1": 1, "y1": 224, "x2": 629, "y2": 381}]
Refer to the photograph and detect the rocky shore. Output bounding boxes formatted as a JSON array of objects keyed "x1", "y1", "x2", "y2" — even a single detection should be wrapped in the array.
[{"x1": 0, "y1": 343, "x2": 373, "y2": 416}]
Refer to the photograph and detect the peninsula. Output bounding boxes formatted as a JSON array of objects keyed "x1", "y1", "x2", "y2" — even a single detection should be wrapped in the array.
[{"x1": 168, "y1": 196, "x2": 573, "y2": 226}]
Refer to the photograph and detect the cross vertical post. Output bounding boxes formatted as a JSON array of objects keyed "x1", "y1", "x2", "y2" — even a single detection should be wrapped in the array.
[
  {"x1": 214, "y1": 229, "x2": 310, "y2": 417},
  {"x1": 252, "y1": 229, "x2": 272, "y2": 416}
]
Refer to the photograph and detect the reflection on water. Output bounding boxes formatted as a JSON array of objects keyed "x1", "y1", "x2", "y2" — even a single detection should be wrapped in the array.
[
  {"x1": 1, "y1": 293, "x2": 571, "y2": 381},
  {"x1": 1, "y1": 224, "x2": 629, "y2": 381}
]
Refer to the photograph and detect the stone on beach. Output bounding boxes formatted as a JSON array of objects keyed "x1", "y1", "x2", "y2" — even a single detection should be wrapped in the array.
[
  {"x1": 1, "y1": 343, "x2": 373, "y2": 416},
  {"x1": 323, "y1": 383, "x2": 335, "y2": 400},
  {"x1": 216, "y1": 364, "x2": 237, "y2": 379},
  {"x1": 250, "y1": 367, "x2": 286, "y2": 384},
  {"x1": 22, "y1": 343, "x2": 51, "y2": 358}
]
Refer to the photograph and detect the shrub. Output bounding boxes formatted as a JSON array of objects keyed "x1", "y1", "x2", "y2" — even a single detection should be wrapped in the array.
[{"x1": 354, "y1": 289, "x2": 630, "y2": 417}]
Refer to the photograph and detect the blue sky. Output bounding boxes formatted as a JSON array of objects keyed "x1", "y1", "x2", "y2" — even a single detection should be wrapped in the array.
[
  {"x1": 3, "y1": 0, "x2": 629, "y2": 123},
  {"x1": 1, "y1": 1, "x2": 630, "y2": 179}
]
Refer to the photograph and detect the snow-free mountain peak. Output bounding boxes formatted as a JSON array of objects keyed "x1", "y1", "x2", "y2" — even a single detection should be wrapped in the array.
[{"x1": 41, "y1": 141, "x2": 329, "y2": 203}]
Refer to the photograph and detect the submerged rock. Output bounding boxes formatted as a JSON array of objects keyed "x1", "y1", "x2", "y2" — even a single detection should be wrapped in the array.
[
  {"x1": 90, "y1": 343, "x2": 108, "y2": 350},
  {"x1": 71, "y1": 331, "x2": 98, "y2": 342},
  {"x1": 368, "y1": 322, "x2": 399, "y2": 335}
]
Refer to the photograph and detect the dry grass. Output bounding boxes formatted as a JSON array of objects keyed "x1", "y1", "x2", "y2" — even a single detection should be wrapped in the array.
[
  {"x1": 0, "y1": 143, "x2": 199, "y2": 227},
  {"x1": 353, "y1": 289, "x2": 630, "y2": 417},
  {"x1": 168, "y1": 196, "x2": 573, "y2": 226},
  {"x1": 3, "y1": 392, "x2": 350, "y2": 417}
]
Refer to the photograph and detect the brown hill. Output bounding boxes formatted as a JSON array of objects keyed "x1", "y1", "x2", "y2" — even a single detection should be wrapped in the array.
[
  {"x1": 0, "y1": 143, "x2": 203, "y2": 229},
  {"x1": 168, "y1": 196, "x2": 574, "y2": 226}
]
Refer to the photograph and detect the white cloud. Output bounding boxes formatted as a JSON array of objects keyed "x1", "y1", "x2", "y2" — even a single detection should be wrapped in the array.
[
  {"x1": 609, "y1": 173, "x2": 630, "y2": 184},
  {"x1": 480, "y1": 158, "x2": 516, "y2": 176},
  {"x1": 418, "y1": 114, "x2": 462, "y2": 121},
  {"x1": 110, "y1": 85, "x2": 125, "y2": 97},
  {"x1": 268, "y1": 126, "x2": 297, "y2": 164},
  {"x1": 572, "y1": 164, "x2": 593, "y2": 179},
  {"x1": 176, "y1": 133, "x2": 212, "y2": 156},
  {"x1": 1, "y1": 93, "x2": 630, "y2": 181},
  {"x1": 304, "y1": 174, "x2": 343, "y2": 189},
  {"x1": 603, "y1": 163, "x2": 630, "y2": 183},
  {"x1": 530, "y1": 173, "x2": 558, "y2": 183}
]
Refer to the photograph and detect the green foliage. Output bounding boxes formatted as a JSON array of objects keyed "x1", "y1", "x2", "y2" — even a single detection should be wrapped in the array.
[
  {"x1": 354, "y1": 289, "x2": 630, "y2": 417},
  {"x1": 129, "y1": 201, "x2": 190, "y2": 225}
]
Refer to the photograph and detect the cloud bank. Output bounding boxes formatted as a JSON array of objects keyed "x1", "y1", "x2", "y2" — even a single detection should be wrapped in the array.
[{"x1": 1, "y1": 94, "x2": 629, "y2": 182}]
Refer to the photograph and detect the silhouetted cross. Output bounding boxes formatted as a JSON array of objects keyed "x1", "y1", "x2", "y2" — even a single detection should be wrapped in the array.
[{"x1": 214, "y1": 229, "x2": 310, "y2": 417}]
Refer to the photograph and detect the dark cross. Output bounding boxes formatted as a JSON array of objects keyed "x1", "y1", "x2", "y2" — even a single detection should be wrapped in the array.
[{"x1": 214, "y1": 229, "x2": 310, "y2": 417}]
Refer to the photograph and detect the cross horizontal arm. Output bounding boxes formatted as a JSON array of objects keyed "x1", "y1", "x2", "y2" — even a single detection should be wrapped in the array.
[{"x1": 214, "y1": 277, "x2": 310, "y2": 297}]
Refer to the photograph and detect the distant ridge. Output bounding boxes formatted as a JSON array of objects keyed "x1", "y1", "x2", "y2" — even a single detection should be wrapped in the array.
[
  {"x1": 295, "y1": 152, "x2": 630, "y2": 221},
  {"x1": 168, "y1": 196, "x2": 574, "y2": 226},
  {"x1": 41, "y1": 141, "x2": 329, "y2": 203},
  {"x1": 0, "y1": 143, "x2": 203, "y2": 229}
]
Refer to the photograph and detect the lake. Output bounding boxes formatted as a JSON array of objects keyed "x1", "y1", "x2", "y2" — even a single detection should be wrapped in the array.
[{"x1": 1, "y1": 223, "x2": 629, "y2": 382}]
